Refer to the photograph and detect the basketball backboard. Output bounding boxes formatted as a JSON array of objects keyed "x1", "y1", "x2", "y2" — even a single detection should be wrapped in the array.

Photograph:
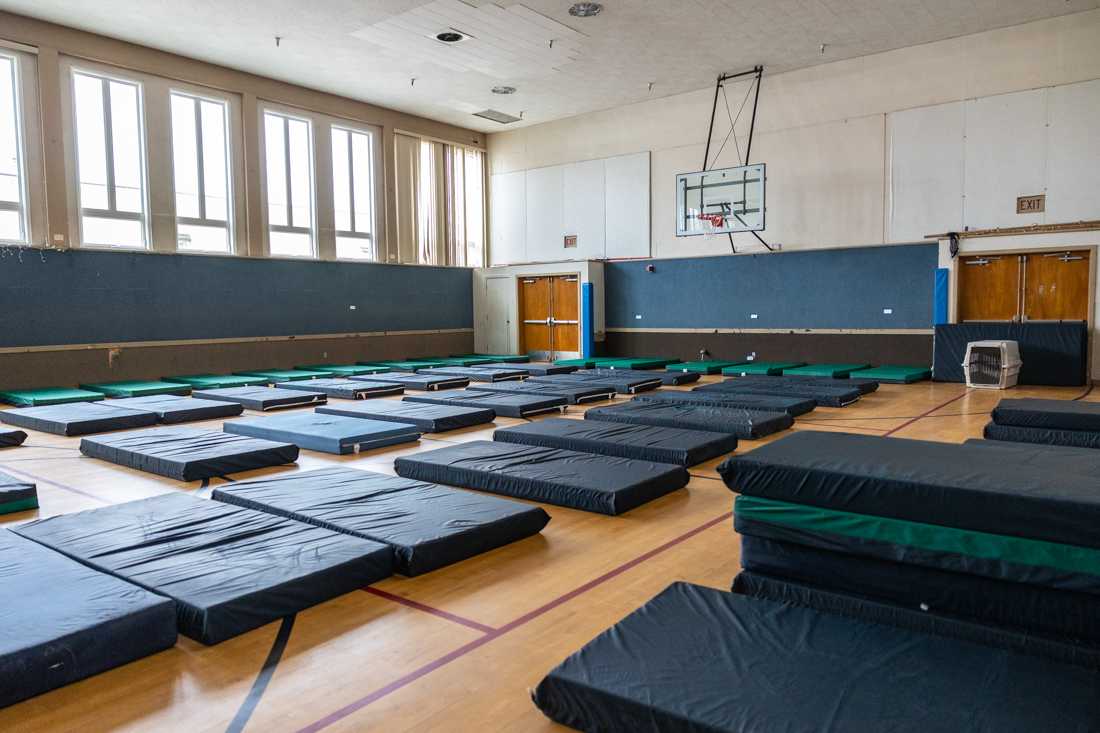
[{"x1": 675, "y1": 163, "x2": 765, "y2": 236}]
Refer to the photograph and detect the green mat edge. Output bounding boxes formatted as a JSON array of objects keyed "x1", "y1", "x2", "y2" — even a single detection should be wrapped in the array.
[
  {"x1": 0, "y1": 388, "x2": 106, "y2": 406},
  {"x1": 0, "y1": 497, "x2": 39, "y2": 515}
]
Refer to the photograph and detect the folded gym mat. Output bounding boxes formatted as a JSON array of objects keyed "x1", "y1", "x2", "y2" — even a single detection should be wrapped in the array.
[
  {"x1": 274, "y1": 378, "x2": 403, "y2": 400},
  {"x1": 720, "y1": 430, "x2": 1100, "y2": 549},
  {"x1": 992, "y1": 398, "x2": 1100, "y2": 432},
  {"x1": 105, "y1": 395, "x2": 244, "y2": 424},
  {"x1": 0, "y1": 402, "x2": 159, "y2": 436},
  {"x1": 363, "y1": 373, "x2": 470, "y2": 391},
  {"x1": 418, "y1": 366, "x2": 527, "y2": 382},
  {"x1": 223, "y1": 413, "x2": 420, "y2": 454},
  {"x1": 296, "y1": 364, "x2": 390, "y2": 376},
  {"x1": 533, "y1": 371, "x2": 661, "y2": 394},
  {"x1": 15, "y1": 493, "x2": 392, "y2": 645},
  {"x1": 593, "y1": 357, "x2": 681, "y2": 369},
  {"x1": 79, "y1": 380, "x2": 192, "y2": 398},
  {"x1": 403, "y1": 390, "x2": 566, "y2": 418},
  {"x1": 235, "y1": 368, "x2": 330, "y2": 383},
  {"x1": 667, "y1": 360, "x2": 742, "y2": 374},
  {"x1": 466, "y1": 380, "x2": 615, "y2": 404},
  {"x1": 164, "y1": 373, "x2": 269, "y2": 389},
  {"x1": 451, "y1": 353, "x2": 530, "y2": 363},
  {"x1": 984, "y1": 422, "x2": 1100, "y2": 449},
  {"x1": 361, "y1": 360, "x2": 447, "y2": 371},
  {"x1": 851, "y1": 365, "x2": 931, "y2": 383},
  {"x1": 0, "y1": 529, "x2": 177, "y2": 708},
  {"x1": 585, "y1": 401, "x2": 792, "y2": 440},
  {"x1": 395, "y1": 441, "x2": 688, "y2": 515},
  {"x1": 212, "y1": 466, "x2": 549, "y2": 576},
  {"x1": 655, "y1": 371, "x2": 700, "y2": 385},
  {"x1": 317, "y1": 399, "x2": 494, "y2": 432},
  {"x1": 0, "y1": 428, "x2": 27, "y2": 448},
  {"x1": 722, "y1": 361, "x2": 805, "y2": 376},
  {"x1": 738, "y1": 533, "x2": 1100, "y2": 648},
  {"x1": 634, "y1": 389, "x2": 816, "y2": 416},
  {"x1": 0, "y1": 387, "x2": 104, "y2": 406},
  {"x1": 0, "y1": 470, "x2": 37, "y2": 515},
  {"x1": 732, "y1": 373, "x2": 880, "y2": 395},
  {"x1": 494, "y1": 418, "x2": 737, "y2": 466},
  {"x1": 80, "y1": 426, "x2": 299, "y2": 481},
  {"x1": 479, "y1": 361, "x2": 575, "y2": 376},
  {"x1": 694, "y1": 379, "x2": 862, "y2": 407},
  {"x1": 532, "y1": 581, "x2": 1100, "y2": 733},
  {"x1": 782, "y1": 363, "x2": 871, "y2": 378},
  {"x1": 735, "y1": 494, "x2": 1100, "y2": 595},
  {"x1": 191, "y1": 386, "x2": 326, "y2": 411}
]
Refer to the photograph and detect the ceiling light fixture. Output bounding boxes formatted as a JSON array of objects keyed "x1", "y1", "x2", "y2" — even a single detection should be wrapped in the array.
[
  {"x1": 436, "y1": 30, "x2": 466, "y2": 43},
  {"x1": 568, "y1": 2, "x2": 603, "y2": 17},
  {"x1": 491, "y1": 85, "x2": 517, "y2": 95}
]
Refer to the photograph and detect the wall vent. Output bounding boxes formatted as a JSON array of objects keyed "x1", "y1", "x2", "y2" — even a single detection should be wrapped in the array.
[{"x1": 473, "y1": 109, "x2": 522, "y2": 124}]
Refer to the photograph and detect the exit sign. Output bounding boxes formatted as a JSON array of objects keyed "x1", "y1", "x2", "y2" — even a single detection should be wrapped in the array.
[{"x1": 1017, "y1": 194, "x2": 1045, "y2": 214}]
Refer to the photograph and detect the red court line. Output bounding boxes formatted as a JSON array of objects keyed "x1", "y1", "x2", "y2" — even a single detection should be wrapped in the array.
[
  {"x1": 298, "y1": 510, "x2": 733, "y2": 733},
  {"x1": 883, "y1": 390, "x2": 970, "y2": 437},
  {"x1": 796, "y1": 420, "x2": 890, "y2": 432},
  {"x1": 363, "y1": 587, "x2": 497, "y2": 635},
  {"x1": 1073, "y1": 384, "x2": 1095, "y2": 401}
]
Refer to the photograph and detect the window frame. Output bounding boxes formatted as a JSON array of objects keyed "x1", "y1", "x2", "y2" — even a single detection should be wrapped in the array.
[
  {"x1": 68, "y1": 65, "x2": 151, "y2": 250},
  {"x1": 168, "y1": 88, "x2": 235, "y2": 254},
  {"x1": 330, "y1": 122, "x2": 378, "y2": 262},
  {"x1": 259, "y1": 104, "x2": 318, "y2": 259},
  {"x1": 0, "y1": 45, "x2": 45, "y2": 247},
  {"x1": 0, "y1": 49, "x2": 29, "y2": 244}
]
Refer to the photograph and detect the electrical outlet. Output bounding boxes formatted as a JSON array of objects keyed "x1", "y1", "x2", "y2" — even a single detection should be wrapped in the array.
[
  {"x1": 634, "y1": 314, "x2": 642, "y2": 320},
  {"x1": 883, "y1": 308, "x2": 893, "y2": 315},
  {"x1": 750, "y1": 314, "x2": 758, "y2": 319}
]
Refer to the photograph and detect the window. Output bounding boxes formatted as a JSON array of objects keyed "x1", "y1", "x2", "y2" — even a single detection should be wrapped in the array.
[
  {"x1": 461, "y1": 148, "x2": 485, "y2": 267},
  {"x1": 331, "y1": 126, "x2": 376, "y2": 260},
  {"x1": 171, "y1": 92, "x2": 232, "y2": 253},
  {"x1": 412, "y1": 140, "x2": 485, "y2": 267},
  {"x1": 0, "y1": 53, "x2": 27, "y2": 243},
  {"x1": 263, "y1": 110, "x2": 314, "y2": 257},
  {"x1": 417, "y1": 140, "x2": 439, "y2": 265},
  {"x1": 72, "y1": 70, "x2": 147, "y2": 248}
]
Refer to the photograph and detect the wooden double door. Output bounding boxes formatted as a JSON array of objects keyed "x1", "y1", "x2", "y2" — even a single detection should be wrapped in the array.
[
  {"x1": 519, "y1": 275, "x2": 580, "y2": 359},
  {"x1": 958, "y1": 250, "x2": 1091, "y2": 322}
]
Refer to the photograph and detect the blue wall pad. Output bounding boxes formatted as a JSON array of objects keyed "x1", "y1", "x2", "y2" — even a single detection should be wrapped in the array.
[
  {"x1": 605, "y1": 243, "x2": 937, "y2": 330},
  {"x1": 933, "y1": 267, "x2": 949, "y2": 325},
  {"x1": 0, "y1": 249, "x2": 473, "y2": 347},
  {"x1": 581, "y1": 282, "x2": 594, "y2": 358}
]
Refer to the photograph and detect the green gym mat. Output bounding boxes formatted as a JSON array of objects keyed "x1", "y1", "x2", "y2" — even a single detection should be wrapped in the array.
[
  {"x1": 593, "y1": 357, "x2": 682, "y2": 370},
  {"x1": 667, "y1": 360, "x2": 744, "y2": 375},
  {"x1": 554, "y1": 358, "x2": 597, "y2": 368},
  {"x1": 722, "y1": 361, "x2": 806, "y2": 376},
  {"x1": 361, "y1": 360, "x2": 448, "y2": 371},
  {"x1": 736, "y1": 495, "x2": 1100, "y2": 579},
  {"x1": 0, "y1": 497, "x2": 38, "y2": 515},
  {"x1": 0, "y1": 387, "x2": 105, "y2": 406},
  {"x1": 80, "y1": 380, "x2": 193, "y2": 398},
  {"x1": 425, "y1": 356, "x2": 496, "y2": 367},
  {"x1": 297, "y1": 364, "x2": 390, "y2": 376},
  {"x1": 851, "y1": 365, "x2": 932, "y2": 384},
  {"x1": 452, "y1": 353, "x2": 530, "y2": 363},
  {"x1": 164, "y1": 374, "x2": 270, "y2": 389},
  {"x1": 234, "y1": 368, "x2": 330, "y2": 382},
  {"x1": 782, "y1": 363, "x2": 871, "y2": 378}
]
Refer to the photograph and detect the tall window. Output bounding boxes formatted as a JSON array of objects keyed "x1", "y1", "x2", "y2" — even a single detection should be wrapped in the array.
[
  {"x1": 171, "y1": 92, "x2": 232, "y2": 253},
  {"x1": 263, "y1": 110, "x2": 314, "y2": 257},
  {"x1": 413, "y1": 140, "x2": 485, "y2": 267},
  {"x1": 461, "y1": 148, "x2": 485, "y2": 267},
  {"x1": 72, "y1": 70, "x2": 147, "y2": 248},
  {"x1": 331, "y1": 126, "x2": 375, "y2": 260},
  {"x1": 0, "y1": 53, "x2": 27, "y2": 243},
  {"x1": 417, "y1": 140, "x2": 439, "y2": 265}
]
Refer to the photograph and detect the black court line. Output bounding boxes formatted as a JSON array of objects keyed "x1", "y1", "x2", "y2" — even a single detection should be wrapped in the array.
[{"x1": 225, "y1": 614, "x2": 297, "y2": 733}]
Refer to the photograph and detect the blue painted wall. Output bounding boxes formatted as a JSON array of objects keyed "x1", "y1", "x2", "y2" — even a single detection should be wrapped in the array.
[
  {"x1": 0, "y1": 249, "x2": 473, "y2": 347},
  {"x1": 605, "y1": 243, "x2": 938, "y2": 330}
]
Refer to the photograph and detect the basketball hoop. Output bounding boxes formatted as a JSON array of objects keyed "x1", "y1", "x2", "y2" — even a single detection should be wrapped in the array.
[{"x1": 696, "y1": 212, "x2": 726, "y2": 240}]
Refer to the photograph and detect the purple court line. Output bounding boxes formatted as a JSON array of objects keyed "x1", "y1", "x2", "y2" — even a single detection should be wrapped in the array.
[
  {"x1": 363, "y1": 587, "x2": 497, "y2": 635},
  {"x1": 0, "y1": 463, "x2": 110, "y2": 504},
  {"x1": 297, "y1": 511, "x2": 733, "y2": 733},
  {"x1": 883, "y1": 390, "x2": 971, "y2": 437}
]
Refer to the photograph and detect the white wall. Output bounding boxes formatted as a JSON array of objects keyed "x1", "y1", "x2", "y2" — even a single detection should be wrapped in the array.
[{"x1": 488, "y1": 10, "x2": 1100, "y2": 260}]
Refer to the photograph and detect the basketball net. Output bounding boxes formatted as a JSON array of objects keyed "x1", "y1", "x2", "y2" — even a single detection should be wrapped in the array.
[{"x1": 696, "y1": 213, "x2": 726, "y2": 241}]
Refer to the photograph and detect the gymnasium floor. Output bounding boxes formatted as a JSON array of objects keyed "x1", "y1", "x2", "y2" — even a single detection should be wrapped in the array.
[{"x1": 0, "y1": 377, "x2": 1092, "y2": 733}]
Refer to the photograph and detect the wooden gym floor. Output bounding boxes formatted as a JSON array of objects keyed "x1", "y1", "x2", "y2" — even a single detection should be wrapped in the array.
[{"x1": 0, "y1": 376, "x2": 1093, "y2": 732}]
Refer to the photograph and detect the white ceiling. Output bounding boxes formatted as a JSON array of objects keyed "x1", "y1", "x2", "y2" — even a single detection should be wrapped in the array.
[{"x1": 1, "y1": 0, "x2": 1096, "y2": 133}]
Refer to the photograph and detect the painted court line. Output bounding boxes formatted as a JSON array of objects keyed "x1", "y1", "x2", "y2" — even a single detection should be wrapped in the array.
[
  {"x1": 297, "y1": 511, "x2": 733, "y2": 733},
  {"x1": 363, "y1": 587, "x2": 497, "y2": 635},
  {"x1": 883, "y1": 390, "x2": 970, "y2": 437},
  {"x1": 226, "y1": 614, "x2": 297, "y2": 733},
  {"x1": 0, "y1": 464, "x2": 110, "y2": 504}
]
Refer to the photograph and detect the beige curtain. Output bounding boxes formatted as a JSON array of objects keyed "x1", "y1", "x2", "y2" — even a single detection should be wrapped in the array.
[{"x1": 393, "y1": 133, "x2": 420, "y2": 264}]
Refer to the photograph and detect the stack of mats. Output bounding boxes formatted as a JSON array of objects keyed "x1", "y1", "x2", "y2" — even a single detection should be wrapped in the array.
[
  {"x1": 0, "y1": 530, "x2": 177, "y2": 707},
  {"x1": 395, "y1": 441, "x2": 687, "y2": 515},
  {"x1": 695, "y1": 377, "x2": 862, "y2": 407},
  {"x1": 494, "y1": 418, "x2": 737, "y2": 466},
  {"x1": 984, "y1": 398, "x2": 1100, "y2": 449},
  {"x1": 79, "y1": 380, "x2": 191, "y2": 397},
  {"x1": 0, "y1": 470, "x2": 37, "y2": 515},
  {"x1": 212, "y1": 466, "x2": 549, "y2": 576},
  {"x1": 297, "y1": 364, "x2": 390, "y2": 376},
  {"x1": 722, "y1": 361, "x2": 805, "y2": 376},
  {"x1": 720, "y1": 430, "x2": 1100, "y2": 646},
  {"x1": 403, "y1": 390, "x2": 566, "y2": 418},
  {"x1": 666, "y1": 360, "x2": 742, "y2": 375},
  {"x1": 274, "y1": 378, "x2": 403, "y2": 399},
  {"x1": 852, "y1": 364, "x2": 931, "y2": 383},
  {"x1": 15, "y1": 493, "x2": 392, "y2": 644},
  {"x1": 585, "y1": 401, "x2": 792, "y2": 440},
  {"x1": 0, "y1": 387, "x2": 105, "y2": 406},
  {"x1": 782, "y1": 363, "x2": 870, "y2": 378},
  {"x1": 532, "y1": 580, "x2": 1100, "y2": 732},
  {"x1": 634, "y1": 389, "x2": 816, "y2": 416},
  {"x1": 164, "y1": 374, "x2": 269, "y2": 388}
]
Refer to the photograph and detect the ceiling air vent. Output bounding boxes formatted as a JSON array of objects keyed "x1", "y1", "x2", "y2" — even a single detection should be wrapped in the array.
[{"x1": 473, "y1": 109, "x2": 522, "y2": 124}]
